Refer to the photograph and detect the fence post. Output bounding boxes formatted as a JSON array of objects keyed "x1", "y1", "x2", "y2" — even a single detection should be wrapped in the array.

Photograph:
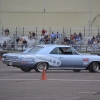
[
  {"x1": 98, "y1": 27, "x2": 99, "y2": 34},
  {"x1": 2, "y1": 26, "x2": 4, "y2": 35},
  {"x1": 63, "y1": 27, "x2": 64, "y2": 37},
  {"x1": 86, "y1": 46, "x2": 87, "y2": 52},
  {"x1": 36, "y1": 27, "x2": 37, "y2": 36},
  {"x1": 63, "y1": 27, "x2": 64, "y2": 33},
  {"x1": 70, "y1": 27, "x2": 71, "y2": 40},
  {"x1": 16, "y1": 27, "x2": 17, "y2": 36},
  {"x1": 23, "y1": 27, "x2": 24, "y2": 36},
  {"x1": 84, "y1": 27, "x2": 85, "y2": 37}
]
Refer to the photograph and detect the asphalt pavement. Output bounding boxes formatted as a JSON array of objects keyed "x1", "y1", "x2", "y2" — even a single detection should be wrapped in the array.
[{"x1": 0, "y1": 61, "x2": 100, "y2": 100}]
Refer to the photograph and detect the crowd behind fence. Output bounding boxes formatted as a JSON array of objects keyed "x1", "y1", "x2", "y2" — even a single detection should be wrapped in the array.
[
  {"x1": 0, "y1": 26, "x2": 100, "y2": 54},
  {"x1": 0, "y1": 26, "x2": 100, "y2": 37}
]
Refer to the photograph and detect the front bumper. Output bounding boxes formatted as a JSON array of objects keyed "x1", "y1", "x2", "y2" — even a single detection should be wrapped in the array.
[
  {"x1": 2, "y1": 59, "x2": 36, "y2": 68},
  {"x1": 2, "y1": 60, "x2": 19, "y2": 66}
]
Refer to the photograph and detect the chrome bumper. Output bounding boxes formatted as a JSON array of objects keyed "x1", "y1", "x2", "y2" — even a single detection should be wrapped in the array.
[{"x1": 2, "y1": 59, "x2": 19, "y2": 66}]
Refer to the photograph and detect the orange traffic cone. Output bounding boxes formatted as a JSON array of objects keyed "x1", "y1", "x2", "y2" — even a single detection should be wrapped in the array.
[{"x1": 41, "y1": 68, "x2": 47, "y2": 80}]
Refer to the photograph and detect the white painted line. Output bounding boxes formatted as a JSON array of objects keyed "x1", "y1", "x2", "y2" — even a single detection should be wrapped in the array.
[
  {"x1": 78, "y1": 92, "x2": 96, "y2": 94},
  {"x1": 0, "y1": 79, "x2": 100, "y2": 82},
  {"x1": 48, "y1": 79, "x2": 100, "y2": 82},
  {"x1": 0, "y1": 79, "x2": 40, "y2": 81}
]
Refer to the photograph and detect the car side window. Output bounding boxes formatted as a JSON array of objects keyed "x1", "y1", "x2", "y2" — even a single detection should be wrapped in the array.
[
  {"x1": 50, "y1": 47, "x2": 62, "y2": 54},
  {"x1": 59, "y1": 47, "x2": 73, "y2": 55},
  {"x1": 50, "y1": 47, "x2": 60, "y2": 54},
  {"x1": 71, "y1": 47, "x2": 79, "y2": 55}
]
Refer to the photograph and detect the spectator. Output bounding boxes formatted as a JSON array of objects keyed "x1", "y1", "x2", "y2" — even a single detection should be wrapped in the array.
[
  {"x1": 50, "y1": 32, "x2": 56, "y2": 40},
  {"x1": 2, "y1": 41, "x2": 7, "y2": 49},
  {"x1": 91, "y1": 36, "x2": 96, "y2": 44},
  {"x1": 16, "y1": 37, "x2": 20, "y2": 44},
  {"x1": 78, "y1": 32, "x2": 82, "y2": 38},
  {"x1": 70, "y1": 39, "x2": 74, "y2": 46},
  {"x1": 44, "y1": 35, "x2": 50, "y2": 44},
  {"x1": 70, "y1": 34, "x2": 74, "y2": 40},
  {"x1": 4, "y1": 28, "x2": 9, "y2": 36},
  {"x1": 63, "y1": 37, "x2": 70, "y2": 45},
  {"x1": 44, "y1": 30, "x2": 48, "y2": 36},
  {"x1": 96, "y1": 33, "x2": 100, "y2": 42},
  {"x1": 91, "y1": 42, "x2": 98, "y2": 53},
  {"x1": 87, "y1": 39, "x2": 92, "y2": 48},
  {"x1": 56, "y1": 32, "x2": 60, "y2": 38},
  {"x1": 32, "y1": 31, "x2": 36, "y2": 39},
  {"x1": 42, "y1": 29, "x2": 46, "y2": 35},
  {"x1": 93, "y1": 39, "x2": 97, "y2": 45},
  {"x1": 55, "y1": 36, "x2": 60, "y2": 44},
  {"x1": 23, "y1": 39, "x2": 27, "y2": 47},
  {"x1": 11, "y1": 42, "x2": 15, "y2": 50},
  {"x1": 73, "y1": 39, "x2": 79, "y2": 50},
  {"x1": 50, "y1": 38, "x2": 55, "y2": 44},
  {"x1": 28, "y1": 31, "x2": 32, "y2": 39},
  {"x1": 39, "y1": 35, "x2": 44, "y2": 44},
  {"x1": 97, "y1": 41, "x2": 100, "y2": 49}
]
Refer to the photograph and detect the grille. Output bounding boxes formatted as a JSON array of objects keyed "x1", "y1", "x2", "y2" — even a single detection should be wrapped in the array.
[{"x1": 6, "y1": 56, "x2": 18, "y2": 61}]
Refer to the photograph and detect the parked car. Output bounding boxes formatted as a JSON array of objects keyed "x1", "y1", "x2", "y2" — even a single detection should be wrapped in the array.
[{"x1": 2, "y1": 45, "x2": 100, "y2": 73}]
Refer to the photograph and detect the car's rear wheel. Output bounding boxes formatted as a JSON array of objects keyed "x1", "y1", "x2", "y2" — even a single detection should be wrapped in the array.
[
  {"x1": 21, "y1": 67, "x2": 32, "y2": 72},
  {"x1": 34, "y1": 62, "x2": 48, "y2": 72},
  {"x1": 73, "y1": 69, "x2": 81, "y2": 72},
  {"x1": 89, "y1": 62, "x2": 99, "y2": 73}
]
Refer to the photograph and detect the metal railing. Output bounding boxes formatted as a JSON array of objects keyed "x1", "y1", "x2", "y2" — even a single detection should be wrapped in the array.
[
  {"x1": 0, "y1": 42, "x2": 99, "y2": 53},
  {"x1": 0, "y1": 26, "x2": 100, "y2": 37}
]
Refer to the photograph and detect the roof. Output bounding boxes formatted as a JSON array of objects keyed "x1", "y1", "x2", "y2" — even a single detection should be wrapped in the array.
[{"x1": 36, "y1": 44, "x2": 71, "y2": 48}]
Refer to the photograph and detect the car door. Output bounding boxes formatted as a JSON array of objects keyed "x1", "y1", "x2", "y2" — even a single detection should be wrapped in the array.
[
  {"x1": 48, "y1": 47, "x2": 60, "y2": 68},
  {"x1": 59, "y1": 47, "x2": 83, "y2": 69}
]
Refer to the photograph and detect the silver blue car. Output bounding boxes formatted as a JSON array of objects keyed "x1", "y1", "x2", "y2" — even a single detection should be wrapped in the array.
[{"x1": 2, "y1": 45, "x2": 100, "y2": 73}]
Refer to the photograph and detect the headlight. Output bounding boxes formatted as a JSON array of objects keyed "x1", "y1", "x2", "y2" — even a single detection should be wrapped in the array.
[{"x1": 2, "y1": 56, "x2": 6, "y2": 58}]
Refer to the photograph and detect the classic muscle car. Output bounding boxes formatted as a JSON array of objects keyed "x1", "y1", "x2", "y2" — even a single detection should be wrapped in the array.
[{"x1": 2, "y1": 45, "x2": 100, "y2": 73}]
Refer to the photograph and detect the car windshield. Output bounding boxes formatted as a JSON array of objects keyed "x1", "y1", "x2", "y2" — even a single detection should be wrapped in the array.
[
  {"x1": 23, "y1": 47, "x2": 33, "y2": 53},
  {"x1": 28, "y1": 46, "x2": 43, "y2": 53}
]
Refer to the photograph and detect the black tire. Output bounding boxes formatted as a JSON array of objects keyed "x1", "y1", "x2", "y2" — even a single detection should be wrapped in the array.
[
  {"x1": 34, "y1": 62, "x2": 48, "y2": 72},
  {"x1": 21, "y1": 67, "x2": 32, "y2": 72},
  {"x1": 73, "y1": 69, "x2": 81, "y2": 72},
  {"x1": 89, "y1": 62, "x2": 99, "y2": 73}
]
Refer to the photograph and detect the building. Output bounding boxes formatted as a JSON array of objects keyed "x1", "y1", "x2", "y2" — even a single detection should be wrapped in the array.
[{"x1": 0, "y1": 0, "x2": 100, "y2": 36}]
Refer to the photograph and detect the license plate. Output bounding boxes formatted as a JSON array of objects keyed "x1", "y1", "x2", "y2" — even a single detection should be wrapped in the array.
[{"x1": 9, "y1": 62, "x2": 12, "y2": 65}]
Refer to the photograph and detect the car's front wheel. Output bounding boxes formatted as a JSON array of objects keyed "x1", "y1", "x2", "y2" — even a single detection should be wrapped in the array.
[
  {"x1": 21, "y1": 67, "x2": 32, "y2": 72},
  {"x1": 89, "y1": 62, "x2": 99, "y2": 73},
  {"x1": 34, "y1": 62, "x2": 48, "y2": 72}
]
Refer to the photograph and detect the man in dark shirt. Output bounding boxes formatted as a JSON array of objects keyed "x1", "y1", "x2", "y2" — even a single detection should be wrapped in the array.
[
  {"x1": 2, "y1": 41, "x2": 7, "y2": 49},
  {"x1": 16, "y1": 37, "x2": 20, "y2": 44},
  {"x1": 23, "y1": 39, "x2": 27, "y2": 47},
  {"x1": 4, "y1": 28, "x2": 9, "y2": 36}
]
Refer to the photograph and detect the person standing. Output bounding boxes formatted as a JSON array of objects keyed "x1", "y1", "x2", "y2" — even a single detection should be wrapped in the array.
[{"x1": 4, "y1": 28, "x2": 9, "y2": 36}]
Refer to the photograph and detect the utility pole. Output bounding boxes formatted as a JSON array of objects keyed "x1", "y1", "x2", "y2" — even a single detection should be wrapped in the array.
[
  {"x1": 43, "y1": 0, "x2": 46, "y2": 26},
  {"x1": 89, "y1": 0, "x2": 92, "y2": 35},
  {"x1": 0, "y1": 0, "x2": 1, "y2": 27},
  {"x1": 44, "y1": 0, "x2": 46, "y2": 13}
]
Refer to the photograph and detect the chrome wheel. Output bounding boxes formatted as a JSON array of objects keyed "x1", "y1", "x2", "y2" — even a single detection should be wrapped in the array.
[
  {"x1": 93, "y1": 62, "x2": 99, "y2": 72},
  {"x1": 35, "y1": 62, "x2": 48, "y2": 72},
  {"x1": 89, "y1": 62, "x2": 99, "y2": 73}
]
